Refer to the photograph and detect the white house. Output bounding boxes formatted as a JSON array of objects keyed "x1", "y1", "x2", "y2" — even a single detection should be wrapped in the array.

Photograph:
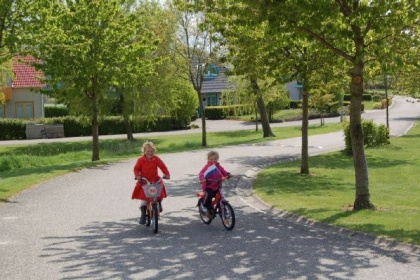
[{"x1": 1, "y1": 56, "x2": 46, "y2": 119}]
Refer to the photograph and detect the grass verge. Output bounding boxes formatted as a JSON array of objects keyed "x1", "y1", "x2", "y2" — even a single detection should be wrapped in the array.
[{"x1": 253, "y1": 123, "x2": 420, "y2": 245}]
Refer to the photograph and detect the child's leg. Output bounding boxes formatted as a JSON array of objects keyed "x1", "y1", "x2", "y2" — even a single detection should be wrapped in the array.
[
  {"x1": 158, "y1": 200, "x2": 163, "y2": 212},
  {"x1": 203, "y1": 189, "x2": 216, "y2": 209},
  {"x1": 139, "y1": 200, "x2": 147, "y2": 224}
]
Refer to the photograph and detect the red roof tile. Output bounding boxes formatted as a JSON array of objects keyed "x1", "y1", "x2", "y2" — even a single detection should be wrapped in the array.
[{"x1": 12, "y1": 55, "x2": 46, "y2": 88}]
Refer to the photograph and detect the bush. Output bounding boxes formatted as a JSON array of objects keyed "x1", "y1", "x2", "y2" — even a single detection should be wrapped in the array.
[
  {"x1": 205, "y1": 107, "x2": 224, "y2": 120},
  {"x1": 45, "y1": 106, "x2": 69, "y2": 117},
  {"x1": 0, "y1": 118, "x2": 26, "y2": 140},
  {"x1": 0, "y1": 115, "x2": 191, "y2": 140},
  {"x1": 343, "y1": 118, "x2": 390, "y2": 154},
  {"x1": 205, "y1": 105, "x2": 253, "y2": 120},
  {"x1": 289, "y1": 100, "x2": 301, "y2": 109},
  {"x1": 362, "y1": 94, "x2": 372, "y2": 101}
]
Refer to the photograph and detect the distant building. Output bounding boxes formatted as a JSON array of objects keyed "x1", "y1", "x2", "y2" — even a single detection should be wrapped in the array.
[
  {"x1": 285, "y1": 81, "x2": 303, "y2": 100},
  {"x1": 1, "y1": 56, "x2": 46, "y2": 119},
  {"x1": 200, "y1": 63, "x2": 234, "y2": 107}
]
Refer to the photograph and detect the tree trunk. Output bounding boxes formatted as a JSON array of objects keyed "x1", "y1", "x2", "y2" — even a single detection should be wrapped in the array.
[
  {"x1": 350, "y1": 66, "x2": 375, "y2": 210},
  {"x1": 91, "y1": 92, "x2": 100, "y2": 161},
  {"x1": 255, "y1": 106, "x2": 258, "y2": 131},
  {"x1": 124, "y1": 116, "x2": 134, "y2": 141},
  {"x1": 250, "y1": 78, "x2": 275, "y2": 138},
  {"x1": 301, "y1": 90, "x2": 309, "y2": 174},
  {"x1": 119, "y1": 91, "x2": 134, "y2": 141},
  {"x1": 198, "y1": 94, "x2": 207, "y2": 146}
]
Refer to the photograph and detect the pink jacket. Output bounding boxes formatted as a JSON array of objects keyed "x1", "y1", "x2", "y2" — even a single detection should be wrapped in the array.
[{"x1": 198, "y1": 161, "x2": 230, "y2": 191}]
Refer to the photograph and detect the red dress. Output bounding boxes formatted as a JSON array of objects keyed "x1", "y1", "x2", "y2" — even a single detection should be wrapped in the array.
[{"x1": 131, "y1": 155, "x2": 170, "y2": 200}]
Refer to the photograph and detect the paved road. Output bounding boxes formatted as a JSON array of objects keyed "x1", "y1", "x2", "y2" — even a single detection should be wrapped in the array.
[{"x1": 1, "y1": 96, "x2": 420, "y2": 279}]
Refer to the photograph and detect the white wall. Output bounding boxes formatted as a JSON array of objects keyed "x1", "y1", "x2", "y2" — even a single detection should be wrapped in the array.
[{"x1": 4, "y1": 88, "x2": 45, "y2": 119}]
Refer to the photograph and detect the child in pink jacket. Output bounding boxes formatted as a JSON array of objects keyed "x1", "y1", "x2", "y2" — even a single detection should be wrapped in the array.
[{"x1": 198, "y1": 150, "x2": 231, "y2": 213}]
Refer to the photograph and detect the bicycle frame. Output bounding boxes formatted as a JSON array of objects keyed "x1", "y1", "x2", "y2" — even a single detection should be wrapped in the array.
[
  {"x1": 139, "y1": 177, "x2": 163, "y2": 233},
  {"x1": 196, "y1": 178, "x2": 235, "y2": 230}
]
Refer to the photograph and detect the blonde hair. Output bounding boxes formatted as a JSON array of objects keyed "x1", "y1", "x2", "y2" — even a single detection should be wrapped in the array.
[
  {"x1": 207, "y1": 150, "x2": 219, "y2": 160},
  {"x1": 142, "y1": 141, "x2": 156, "y2": 153}
]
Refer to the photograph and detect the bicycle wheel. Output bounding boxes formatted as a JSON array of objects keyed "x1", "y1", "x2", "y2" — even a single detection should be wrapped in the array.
[
  {"x1": 152, "y1": 204, "x2": 159, "y2": 234},
  {"x1": 145, "y1": 207, "x2": 151, "y2": 227},
  {"x1": 220, "y1": 201, "x2": 235, "y2": 231},
  {"x1": 198, "y1": 198, "x2": 212, "y2": 225}
]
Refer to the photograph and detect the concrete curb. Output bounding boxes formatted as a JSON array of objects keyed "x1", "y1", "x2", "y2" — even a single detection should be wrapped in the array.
[{"x1": 234, "y1": 166, "x2": 420, "y2": 258}]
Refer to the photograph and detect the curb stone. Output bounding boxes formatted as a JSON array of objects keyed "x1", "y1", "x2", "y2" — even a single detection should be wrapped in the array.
[{"x1": 235, "y1": 166, "x2": 420, "y2": 258}]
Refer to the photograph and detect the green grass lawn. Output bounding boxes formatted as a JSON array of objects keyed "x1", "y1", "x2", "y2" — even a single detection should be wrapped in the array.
[{"x1": 254, "y1": 123, "x2": 420, "y2": 245}]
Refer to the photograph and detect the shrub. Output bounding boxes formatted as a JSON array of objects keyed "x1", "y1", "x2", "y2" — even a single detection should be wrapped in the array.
[
  {"x1": 0, "y1": 118, "x2": 26, "y2": 140},
  {"x1": 45, "y1": 106, "x2": 69, "y2": 117},
  {"x1": 0, "y1": 115, "x2": 191, "y2": 140},
  {"x1": 205, "y1": 107, "x2": 224, "y2": 120},
  {"x1": 205, "y1": 105, "x2": 253, "y2": 120},
  {"x1": 289, "y1": 100, "x2": 301, "y2": 109},
  {"x1": 362, "y1": 94, "x2": 372, "y2": 101},
  {"x1": 343, "y1": 118, "x2": 390, "y2": 154}
]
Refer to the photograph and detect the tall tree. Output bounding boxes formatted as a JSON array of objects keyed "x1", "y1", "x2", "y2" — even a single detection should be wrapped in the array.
[
  {"x1": 202, "y1": 4, "x2": 276, "y2": 137},
  {"x1": 32, "y1": 0, "x2": 157, "y2": 161},
  {"x1": 240, "y1": 0, "x2": 417, "y2": 210},
  {"x1": 201, "y1": 0, "x2": 417, "y2": 209},
  {"x1": 113, "y1": 0, "x2": 166, "y2": 141},
  {"x1": 171, "y1": 1, "x2": 218, "y2": 146}
]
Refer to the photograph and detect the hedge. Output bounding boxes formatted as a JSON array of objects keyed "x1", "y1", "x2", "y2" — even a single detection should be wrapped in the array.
[
  {"x1": 205, "y1": 105, "x2": 253, "y2": 120},
  {"x1": 0, "y1": 115, "x2": 191, "y2": 140}
]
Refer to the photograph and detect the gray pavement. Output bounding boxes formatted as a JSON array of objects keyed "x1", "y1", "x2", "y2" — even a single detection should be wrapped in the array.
[{"x1": 1, "y1": 95, "x2": 420, "y2": 279}]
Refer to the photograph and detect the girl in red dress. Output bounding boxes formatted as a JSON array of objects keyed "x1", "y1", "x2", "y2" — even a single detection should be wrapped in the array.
[{"x1": 132, "y1": 141, "x2": 170, "y2": 224}]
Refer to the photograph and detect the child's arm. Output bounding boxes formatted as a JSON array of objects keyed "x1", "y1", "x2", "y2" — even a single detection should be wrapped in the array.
[
  {"x1": 218, "y1": 165, "x2": 232, "y2": 179},
  {"x1": 133, "y1": 158, "x2": 142, "y2": 180},
  {"x1": 156, "y1": 156, "x2": 170, "y2": 179},
  {"x1": 198, "y1": 163, "x2": 211, "y2": 183}
]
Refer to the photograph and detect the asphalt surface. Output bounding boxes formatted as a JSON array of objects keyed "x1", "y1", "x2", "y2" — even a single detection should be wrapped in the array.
[{"x1": 1, "y1": 95, "x2": 420, "y2": 279}]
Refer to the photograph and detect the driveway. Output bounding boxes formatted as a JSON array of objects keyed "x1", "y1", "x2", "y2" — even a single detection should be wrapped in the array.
[{"x1": 1, "y1": 96, "x2": 420, "y2": 279}]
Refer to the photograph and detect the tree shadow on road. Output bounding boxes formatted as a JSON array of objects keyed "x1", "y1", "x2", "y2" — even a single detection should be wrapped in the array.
[{"x1": 40, "y1": 193, "x2": 419, "y2": 279}]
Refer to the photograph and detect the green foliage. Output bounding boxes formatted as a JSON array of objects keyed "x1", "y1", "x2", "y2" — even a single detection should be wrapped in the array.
[
  {"x1": 0, "y1": 1, "x2": 33, "y2": 62},
  {"x1": 343, "y1": 119, "x2": 390, "y2": 154},
  {"x1": 0, "y1": 118, "x2": 26, "y2": 140},
  {"x1": 289, "y1": 100, "x2": 301, "y2": 109},
  {"x1": 362, "y1": 94, "x2": 372, "y2": 101},
  {"x1": 165, "y1": 79, "x2": 198, "y2": 121},
  {"x1": 44, "y1": 106, "x2": 69, "y2": 117},
  {"x1": 0, "y1": 115, "x2": 192, "y2": 140},
  {"x1": 205, "y1": 107, "x2": 224, "y2": 120},
  {"x1": 205, "y1": 105, "x2": 253, "y2": 120}
]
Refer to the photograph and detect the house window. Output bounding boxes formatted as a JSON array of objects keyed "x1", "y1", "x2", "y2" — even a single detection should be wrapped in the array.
[
  {"x1": 16, "y1": 102, "x2": 34, "y2": 119},
  {"x1": 207, "y1": 94, "x2": 217, "y2": 106}
]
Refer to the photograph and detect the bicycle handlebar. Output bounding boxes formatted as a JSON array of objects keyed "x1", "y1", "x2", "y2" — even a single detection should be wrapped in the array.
[{"x1": 135, "y1": 176, "x2": 168, "y2": 185}]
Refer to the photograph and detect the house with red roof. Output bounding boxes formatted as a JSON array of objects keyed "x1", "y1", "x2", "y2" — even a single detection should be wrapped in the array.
[{"x1": 1, "y1": 55, "x2": 46, "y2": 119}]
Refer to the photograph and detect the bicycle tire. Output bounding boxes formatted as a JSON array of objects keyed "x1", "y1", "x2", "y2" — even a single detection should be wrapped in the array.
[
  {"x1": 220, "y1": 201, "x2": 235, "y2": 231},
  {"x1": 152, "y1": 204, "x2": 159, "y2": 233},
  {"x1": 198, "y1": 198, "x2": 212, "y2": 225},
  {"x1": 145, "y1": 209, "x2": 151, "y2": 227}
]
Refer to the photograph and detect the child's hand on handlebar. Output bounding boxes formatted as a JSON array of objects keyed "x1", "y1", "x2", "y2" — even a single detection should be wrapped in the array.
[{"x1": 224, "y1": 173, "x2": 233, "y2": 180}]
